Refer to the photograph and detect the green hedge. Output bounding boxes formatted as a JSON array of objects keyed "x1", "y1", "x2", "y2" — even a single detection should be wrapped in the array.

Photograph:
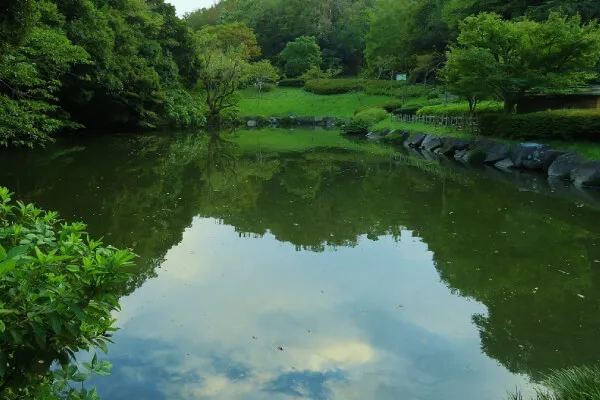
[
  {"x1": 478, "y1": 109, "x2": 600, "y2": 141},
  {"x1": 304, "y1": 79, "x2": 365, "y2": 94},
  {"x1": 278, "y1": 78, "x2": 305, "y2": 87},
  {"x1": 417, "y1": 101, "x2": 503, "y2": 116},
  {"x1": 303, "y1": 78, "x2": 443, "y2": 98}
]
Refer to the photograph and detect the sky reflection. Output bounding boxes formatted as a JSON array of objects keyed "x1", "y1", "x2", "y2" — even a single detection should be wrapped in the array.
[{"x1": 90, "y1": 217, "x2": 533, "y2": 399}]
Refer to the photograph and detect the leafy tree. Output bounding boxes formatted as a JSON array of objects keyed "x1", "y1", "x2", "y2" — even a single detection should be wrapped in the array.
[
  {"x1": 0, "y1": 1, "x2": 89, "y2": 147},
  {"x1": 245, "y1": 59, "x2": 280, "y2": 91},
  {"x1": 441, "y1": 12, "x2": 600, "y2": 113},
  {"x1": 279, "y1": 36, "x2": 322, "y2": 78},
  {"x1": 200, "y1": 22, "x2": 261, "y2": 60}
]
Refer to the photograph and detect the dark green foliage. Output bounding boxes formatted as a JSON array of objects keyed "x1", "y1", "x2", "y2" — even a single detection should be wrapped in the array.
[
  {"x1": 0, "y1": 0, "x2": 205, "y2": 147},
  {"x1": 0, "y1": 187, "x2": 135, "y2": 398},
  {"x1": 340, "y1": 119, "x2": 371, "y2": 135},
  {"x1": 278, "y1": 78, "x2": 305, "y2": 88},
  {"x1": 341, "y1": 106, "x2": 388, "y2": 134},
  {"x1": 417, "y1": 101, "x2": 503, "y2": 116},
  {"x1": 279, "y1": 36, "x2": 322, "y2": 78},
  {"x1": 478, "y1": 110, "x2": 600, "y2": 141},
  {"x1": 393, "y1": 106, "x2": 421, "y2": 115}
]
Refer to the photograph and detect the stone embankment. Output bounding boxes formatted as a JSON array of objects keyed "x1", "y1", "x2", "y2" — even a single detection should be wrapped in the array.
[{"x1": 371, "y1": 129, "x2": 600, "y2": 188}]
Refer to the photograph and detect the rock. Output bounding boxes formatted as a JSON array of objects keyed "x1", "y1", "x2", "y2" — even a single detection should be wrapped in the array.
[
  {"x1": 296, "y1": 117, "x2": 315, "y2": 125},
  {"x1": 325, "y1": 117, "x2": 334, "y2": 128},
  {"x1": 510, "y1": 143, "x2": 551, "y2": 170},
  {"x1": 247, "y1": 119, "x2": 258, "y2": 128},
  {"x1": 463, "y1": 148, "x2": 487, "y2": 165},
  {"x1": 571, "y1": 161, "x2": 600, "y2": 187},
  {"x1": 384, "y1": 130, "x2": 408, "y2": 145},
  {"x1": 542, "y1": 149, "x2": 570, "y2": 172},
  {"x1": 485, "y1": 143, "x2": 510, "y2": 164},
  {"x1": 495, "y1": 158, "x2": 515, "y2": 171},
  {"x1": 439, "y1": 137, "x2": 472, "y2": 155},
  {"x1": 547, "y1": 152, "x2": 586, "y2": 179},
  {"x1": 454, "y1": 149, "x2": 468, "y2": 161},
  {"x1": 376, "y1": 128, "x2": 391, "y2": 137},
  {"x1": 421, "y1": 150, "x2": 440, "y2": 161},
  {"x1": 421, "y1": 135, "x2": 443, "y2": 152},
  {"x1": 407, "y1": 132, "x2": 428, "y2": 147},
  {"x1": 268, "y1": 117, "x2": 280, "y2": 127}
]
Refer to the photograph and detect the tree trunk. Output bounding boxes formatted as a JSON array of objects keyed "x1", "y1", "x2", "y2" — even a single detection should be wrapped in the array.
[{"x1": 503, "y1": 93, "x2": 519, "y2": 114}]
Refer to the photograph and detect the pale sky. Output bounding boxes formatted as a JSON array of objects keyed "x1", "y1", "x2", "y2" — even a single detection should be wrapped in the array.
[{"x1": 168, "y1": 0, "x2": 217, "y2": 15}]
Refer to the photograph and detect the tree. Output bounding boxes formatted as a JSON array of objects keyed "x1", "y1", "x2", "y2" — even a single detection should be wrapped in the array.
[
  {"x1": 245, "y1": 59, "x2": 279, "y2": 91},
  {"x1": 194, "y1": 30, "x2": 277, "y2": 121},
  {"x1": 200, "y1": 22, "x2": 261, "y2": 60},
  {"x1": 441, "y1": 12, "x2": 600, "y2": 113},
  {"x1": 279, "y1": 36, "x2": 322, "y2": 77},
  {"x1": 439, "y1": 48, "x2": 495, "y2": 113}
]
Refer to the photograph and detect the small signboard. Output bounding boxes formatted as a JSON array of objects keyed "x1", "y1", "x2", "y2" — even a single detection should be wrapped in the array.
[{"x1": 396, "y1": 74, "x2": 407, "y2": 81}]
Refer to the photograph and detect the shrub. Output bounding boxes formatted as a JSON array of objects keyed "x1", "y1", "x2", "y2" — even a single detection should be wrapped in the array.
[
  {"x1": 260, "y1": 83, "x2": 276, "y2": 92},
  {"x1": 393, "y1": 106, "x2": 421, "y2": 115},
  {"x1": 340, "y1": 119, "x2": 371, "y2": 135},
  {"x1": 417, "y1": 101, "x2": 503, "y2": 116},
  {"x1": 279, "y1": 78, "x2": 305, "y2": 87},
  {"x1": 362, "y1": 80, "x2": 409, "y2": 95},
  {"x1": 379, "y1": 100, "x2": 404, "y2": 112},
  {"x1": 426, "y1": 89, "x2": 444, "y2": 100},
  {"x1": 305, "y1": 79, "x2": 365, "y2": 94},
  {"x1": 354, "y1": 108, "x2": 389, "y2": 126},
  {"x1": 0, "y1": 187, "x2": 135, "y2": 398},
  {"x1": 478, "y1": 109, "x2": 600, "y2": 141}
]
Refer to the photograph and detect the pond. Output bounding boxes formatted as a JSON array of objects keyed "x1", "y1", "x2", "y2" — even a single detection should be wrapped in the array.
[{"x1": 1, "y1": 129, "x2": 600, "y2": 399}]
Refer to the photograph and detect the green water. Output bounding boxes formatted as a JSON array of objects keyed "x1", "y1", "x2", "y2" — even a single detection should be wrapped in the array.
[{"x1": 2, "y1": 130, "x2": 600, "y2": 399}]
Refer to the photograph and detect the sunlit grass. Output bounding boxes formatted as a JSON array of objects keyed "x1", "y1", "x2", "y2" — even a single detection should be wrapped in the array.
[
  {"x1": 238, "y1": 87, "x2": 393, "y2": 118},
  {"x1": 227, "y1": 128, "x2": 395, "y2": 155}
]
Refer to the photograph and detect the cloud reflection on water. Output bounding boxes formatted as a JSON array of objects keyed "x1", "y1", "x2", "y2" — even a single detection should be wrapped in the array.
[{"x1": 91, "y1": 217, "x2": 532, "y2": 399}]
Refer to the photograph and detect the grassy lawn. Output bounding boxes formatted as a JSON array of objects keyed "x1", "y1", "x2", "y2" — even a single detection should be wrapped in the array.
[
  {"x1": 227, "y1": 128, "x2": 395, "y2": 155},
  {"x1": 238, "y1": 87, "x2": 393, "y2": 118},
  {"x1": 237, "y1": 87, "x2": 600, "y2": 161}
]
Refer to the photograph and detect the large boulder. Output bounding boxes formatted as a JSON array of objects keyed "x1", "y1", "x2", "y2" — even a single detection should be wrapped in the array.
[
  {"x1": 547, "y1": 152, "x2": 586, "y2": 179},
  {"x1": 485, "y1": 143, "x2": 510, "y2": 164},
  {"x1": 439, "y1": 137, "x2": 472, "y2": 156},
  {"x1": 247, "y1": 118, "x2": 258, "y2": 128},
  {"x1": 421, "y1": 135, "x2": 443, "y2": 152},
  {"x1": 406, "y1": 132, "x2": 428, "y2": 147},
  {"x1": 457, "y1": 148, "x2": 487, "y2": 165},
  {"x1": 571, "y1": 162, "x2": 600, "y2": 187},
  {"x1": 510, "y1": 143, "x2": 551, "y2": 170},
  {"x1": 495, "y1": 158, "x2": 515, "y2": 171},
  {"x1": 542, "y1": 149, "x2": 570, "y2": 172}
]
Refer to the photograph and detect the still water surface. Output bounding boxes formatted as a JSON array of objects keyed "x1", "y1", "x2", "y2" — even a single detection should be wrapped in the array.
[{"x1": 2, "y1": 131, "x2": 600, "y2": 399}]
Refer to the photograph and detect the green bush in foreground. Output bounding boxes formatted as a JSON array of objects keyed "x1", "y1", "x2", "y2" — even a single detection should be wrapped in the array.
[
  {"x1": 508, "y1": 366, "x2": 600, "y2": 400},
  {"x1": 341, "y1": 108, "x2": 389, "y2": 135},
  {"x1": 0, "y1": 187, "x2": 135, "y2": 399},
  {"x1": 417, "y1": 101, "x2": 503, "y2": 116},
  {"x1": 479, "y1": 109, "x2": 600, "y2": 141}
]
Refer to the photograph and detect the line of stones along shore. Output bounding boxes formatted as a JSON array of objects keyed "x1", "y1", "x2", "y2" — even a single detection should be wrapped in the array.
[
  {"x1": 243, "y1": 116, "x2": 349, "y2": 128},
  {"x1": 371, "y1": 129, "x2": 600, "y2": 188}
]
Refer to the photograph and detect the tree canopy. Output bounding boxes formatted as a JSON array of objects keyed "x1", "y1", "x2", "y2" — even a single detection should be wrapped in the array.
[{"x1": 441, "y1": 12, "x2": 600, "y2": 112}]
